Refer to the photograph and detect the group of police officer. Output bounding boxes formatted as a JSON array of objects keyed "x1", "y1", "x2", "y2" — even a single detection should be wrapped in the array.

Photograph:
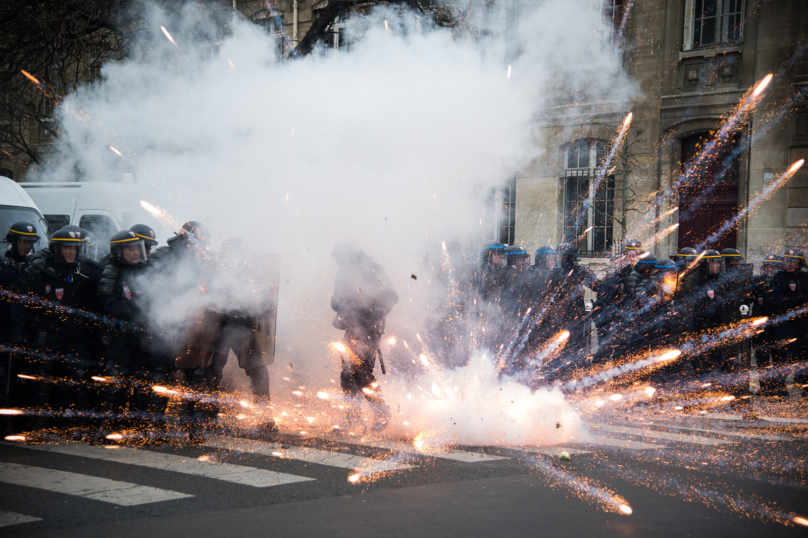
[
  {"x1": 0, "y1": 220, "x2": 272, "y2": 440},
  {"x1": 472, "y1": 239, "x2": 808, "y2": 397}
]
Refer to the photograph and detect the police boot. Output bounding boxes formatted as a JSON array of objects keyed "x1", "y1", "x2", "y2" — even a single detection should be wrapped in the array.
[
  {"x1": 246, "y1": 367, "x2": 274, "y2": 434},
  {"x1": 202, "y1": 369, "x2": 222, "y2": 421},
  {"x1": 143, "y1": 367, "x2": 170, "y2": 443}
]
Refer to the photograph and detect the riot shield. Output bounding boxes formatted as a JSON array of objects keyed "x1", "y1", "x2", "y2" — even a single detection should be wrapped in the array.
[
  {"x1": 176, "y1": 308, "x2": 223, "y2": 369},
  {"x1": 238, "y1": 253, "x2": 281, "y2": 369}
]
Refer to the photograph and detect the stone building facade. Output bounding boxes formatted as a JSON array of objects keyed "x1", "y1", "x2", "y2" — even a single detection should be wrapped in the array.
[{"x1": 511, "y1": 0, "x2": 808, "y2": 265}]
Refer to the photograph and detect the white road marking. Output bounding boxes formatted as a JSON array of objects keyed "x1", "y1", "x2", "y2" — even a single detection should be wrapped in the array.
[
  {"x1": 331, "y1": 436, "x2": 509, "y2": 462},
  {"x1": 204, "y1": 435, "x2": 413, "y2": 471},
  {"x1": 585, "y1": 435, "x2": 666, "y2": 450},
  {"x1": 648, "y1": 422, "x2": 793, "y2": 442},
  {"x1": 702, "y1": 413, "x2": 808, "y2": 424},
  {"x1": 0, "y1": 510, "x2": 42, "y2": 528},
  {"x1": 593, "y1": 424, "x2": 732, "y2": 446},
  {"x1": 6, "y1": 442, "x2": 315, "y2": 488},
  {"x1": 515, "y1": 446, "x2": 593, "y2": 456},
  {"x1": 0, "y1": 462, "x2": 191, "y2": 506}
]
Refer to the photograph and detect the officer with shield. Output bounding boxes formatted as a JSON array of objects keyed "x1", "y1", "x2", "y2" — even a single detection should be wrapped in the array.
[{"x1": 331, "y1": 240, "x2": 398, "y2": 431}]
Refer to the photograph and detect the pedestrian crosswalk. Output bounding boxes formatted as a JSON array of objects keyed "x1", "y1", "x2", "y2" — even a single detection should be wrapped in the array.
[
  {"x1": 13, "y1": 442, "x2": 315, "y2": 487},
  {"x1": 0, "y1": 462, "x2": 192, "y2": 505},
  {"x1": 0, "y1": 417, "x2": 803, "y2": 530},
  {"x1": 204, "y1": 435, "x2": 414, "y2": 471}
]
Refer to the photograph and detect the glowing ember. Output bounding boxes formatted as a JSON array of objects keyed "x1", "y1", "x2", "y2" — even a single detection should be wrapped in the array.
[
  {"x1": 5, "y1": 435, "x2": 26, "y2": 442},
  {"x1": 751, "y1": 317, "x2": 768, "y2": 326},
  {"x1": 152, "y1": 386, "x2": 168, "y2": 393},
  {"x1": 752, "y1": 73, "x2": 773, "y2": 97},
  {"x1": 140, "y1": 200, "x2": 161, "y2": 216},
  {"x1": 388, "y1": 337, "x2": 397, "y2": 345},
  {"x1": 619, "y1": 504, "x2": 633, "y2": 515},
  {"x1": 348, "y1": 474, "x2": 361, "y2": 483},
  {"x1": 623, "y1": 112, "x2": 633, "y2": 127},
  {"x1": 17, "y1": 374, "x2": 37, "y2": 380},
  {"x1": 596, "y1": 400, "x2": 606, "y2": 407},
  {"x1": 609, "y1": 394, "x2": 623, "y2": 401},
  {"x1": 644, "y1": 387, "x2": 656, "y2": 397},
  {"x1": 657, "y1": 350, "x2": 681, "y2": 361},
  {"x1": 160, "y1": 26, "x2": 177, "y2": 45},
  {"x1": 106, "y1": 433, "x2": 123, "y2": 440},
  {"x1": 91, "y1": 376, "x2": 107, "y2": 382},
  {"x1": 109, "y1": 145, "x2": 123, "y2": 157},
  {"x1": 334, "y1": 342, "x2": 346, "y2": 352},
  {"x1": 793, "y1": 516, "x2": 808, "y2": 527},
  {"x1": 239, "y1": 400, "x2": 250, "y2": 408},
  {"x1": 198, "y1": 455, "x2": 210, "y2": 461},
  {"x1": 674, "y1": 406, "x2": 683, "y2": 410},
  {"x1": 292, "y1": 391, "x2": 303, "y2": 396},
  {"x1": 789, "y1": 159, "x2": 805, "y2": 173},
  {"x1": 0, "y1": 409, "x2": 22, "y2": 415},
  {"x1": 419, "y1": 354, "x2": 430, "y2": 367},
  {"x1": 506, "y1": 64, "x2": 512, "y2": 79},
  {"x1": 413, "y1": 439, "x2": 425, "y2": 449},
  {"x1": 720, "y1": 396, "x2": 735, "y2": 402},
  {"x1": 701, "y1": 383, "x2": 712, "y2": 388},
  {"x1": 306, "y1": 417, "x2": 315, "y2": 424},
  {"x1": 317, "y1": 391, "x2": 330, "y2": 399},
  {"x1": 236, "y1": 414, "x2": 247, "y2": 420},
  {"x1": 21, "y1": 70, "x2": 41, "y2": 84},
  {"x1": 558, "y1": 330, "x2": 570, "y2": 341}
]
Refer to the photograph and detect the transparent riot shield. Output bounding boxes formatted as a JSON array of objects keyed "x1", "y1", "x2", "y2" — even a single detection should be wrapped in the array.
[{"x1": 238, "y1": 253, "x2": 281, "y2": 369}]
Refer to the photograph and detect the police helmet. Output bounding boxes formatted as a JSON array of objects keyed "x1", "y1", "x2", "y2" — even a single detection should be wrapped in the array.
[
  {"x1": 623, "y1": 239, "x2": 643, "y2": 253},
  {"x1": 720, "y1": 247, "x2": 743, "y2": 267},
  {"x1": 479, "y1": 240, "x2": 506, "y2": 266},
  {"x1": 676, "y1": 247, "x2": 698, "y2": 266},
  {"x1": 784, "y1": 248, "x2": 805, "y2": 268},
  {"x1": 635, "y1": 254, "x2": 658, "y2": 274},
  {"x1": 505, "y1": 245, "x2": 530, "y2": 266},
  {"x1": 49, "y1": 229, "x2": 85, "y2": 263},
  {"x1": 6, "y1": 221, "x2": 40, "y2": 243},
  {"x1": 702, "y1": 249, "x2": 725, "y2": 274},
  {"x1": 110, "y1": 230, "x2": 146, "y2": 265},
  {"x1": 534, "y1": 246, "x2": 557, "y2": 268},
  {"x1": 762, "y1": 254, "x2": 783, "y2": 266},
  {"x1": 130, "y1": 224, "x2": 158, "y2": 247},
  {"x1": 654, "y1": 258, "x2": 677, "y2": 274},
  {"x1": 178, "y1": 221, "x2": 210, "y2": 248}
]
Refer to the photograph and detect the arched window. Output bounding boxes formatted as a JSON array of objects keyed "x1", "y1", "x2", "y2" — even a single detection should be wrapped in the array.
[{"x1": 561, "y1": 139, "x2": 614, "y2": 256}]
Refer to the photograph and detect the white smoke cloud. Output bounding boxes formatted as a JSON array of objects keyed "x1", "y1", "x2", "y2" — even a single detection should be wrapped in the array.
[{"x1": 40, "y1": 0, "x2": 634, "y2": 443}]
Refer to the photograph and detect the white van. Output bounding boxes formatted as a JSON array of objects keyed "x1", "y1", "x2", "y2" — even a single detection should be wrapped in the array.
[
  {"x1": 20, "y1": 182, "x2": 173, "y2": 254},
  {"x1": 0, "y1": 176, "x2": 50, "y2": 249}
]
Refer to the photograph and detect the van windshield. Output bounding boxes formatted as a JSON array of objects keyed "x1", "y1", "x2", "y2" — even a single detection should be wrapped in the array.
[{"x1": 0, "y1": 205, "x2": 50, "y2": 251}]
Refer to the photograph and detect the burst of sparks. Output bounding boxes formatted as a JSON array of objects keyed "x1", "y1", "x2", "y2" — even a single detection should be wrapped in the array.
[
  {"x1": 0, "y1": 409, "x2": 22, "y2": 415},
  {"x1": 140, "y1": 200, "x2": 162, "y2": 216},
  {"x1": 20, "y1": 70, "x2": 40, "y2": 84}
]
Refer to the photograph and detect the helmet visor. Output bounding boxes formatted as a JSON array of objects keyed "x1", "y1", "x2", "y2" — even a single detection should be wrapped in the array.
[{"x1": 115, "y1": 239, "x2": 147, "y2": 265}]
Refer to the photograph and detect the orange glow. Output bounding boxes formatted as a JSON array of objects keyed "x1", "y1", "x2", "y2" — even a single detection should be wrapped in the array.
[
  {"x1": 334, "y1": 342, "x2": 346, "y2": 353},
  {"x1": 91, "y1": 376, "x2": 107, "y2": 382},
  {"x1": 17, "y1": 374, "x2": 37, "y2": 380},
  {"x1": 152, "y1": 386, "x2": 168, "y2": 393},
  {"x1": 105, "y1": 433, "x2": 123, "y2": 440},
  {"x1": 140, "y1": 200, "x2": 161, "y2": 216},
  {"x1": 21, "y1": 70, "x2": 40, "y2": 84},
  {"x1": 4, "y1": 435, "x2": 25, "y2": 442},
  {"x1": 348, "y1": 474, "x2": 361, "y2": 483},
  {"x1": 789, "y1": 159, "x2": 805, "y2": 174},
  {"x1": 623, "y1": 112, "x2": 633, "y2": 127},
  {"x1": 558, "y1": 330, "x2": 571, "y2": 342},
  {"x1": 752, "y1": 74, "x2": 773, "y2": 97},
  {"x1": 751, "y1": 317, "x2": 768, "y2": 326},
  {"x1": 0, "y1": 409, "x2": 22, "y2": 415},
  {"x1": 619, "y1": 504, "x2": 633, "y2": 515},
  {"x1": 793, "y1": 516, "x2": 808, "y2": 527}
]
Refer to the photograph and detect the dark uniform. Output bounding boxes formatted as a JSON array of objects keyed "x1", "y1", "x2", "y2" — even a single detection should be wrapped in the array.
[
  {"x1": 764, "y1": 249, "x2": 808, "y2": 394},
  {"x1": 689, "y1": 250, "x2": 727, "y2": 375},
  {"x1": 551, "y1": 243, "x2": 597, "y2": 360},
  {"x1": 15, "y1": 229, "x2": 94, "y2": 421},
  {"x1": 751, "y1": 255, "x2": 782, "y2": 379},
  {"x1": 331, "y1": 240, "x2": 398, "y2": 430}
]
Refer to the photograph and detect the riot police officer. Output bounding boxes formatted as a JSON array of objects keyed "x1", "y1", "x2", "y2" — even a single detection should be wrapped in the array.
[
  {"x1": 331, "y1": 240, "x2": 398, "y2": 431},
  {"x1": 129, "y1": 224, "x2": 158, "y2": 258},
  {"x1": 751, "y1": 255, "x2": 782, "y2": 389},
  {"x1": 675, "y1": 247, "x2": 698, "y2": 268},
  {"x1": 16, "y1": 229, "x2": 94, "y2": 422},
  {"x1": 477, "y1": 240, "x2": 506, "y2": 300},
  {"x1": 552, "y1": 243, "x2": 597, "y2": 358},
  {"x1": 503, "y1": 245, "x2": 532, "y2": 316},
  {"x1": 689, "y1": 250, "x2": 726, "y2": 374},
  {"x1": 765, "y1": 248, "x2": 808, "y2": 396},
  {"x1": 1, "y1": 222, "x2": 40, "y2": 411}
]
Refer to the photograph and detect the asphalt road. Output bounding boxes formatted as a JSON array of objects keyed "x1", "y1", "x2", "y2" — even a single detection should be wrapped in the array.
[{"x1": 1, "y1": 410, "x2": 807, "y2": 538}]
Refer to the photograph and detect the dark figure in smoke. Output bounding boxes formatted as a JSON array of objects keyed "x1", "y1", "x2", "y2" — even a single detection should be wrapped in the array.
[
  {"x1": 0, "y1": 222, "x2": 39, "y2": 413},
  {"x1": 331, "y1": 240, "x2": 398, "y2": 430},
  {"x1": 503, "y1": 245, "x2": 532, "y2": 318},
  {"x1": 204, "y1": 238, "x2": 272, "y2": 419},
  {"x1": 477, "y1": 240, "x2": 506, "y2": 300},
  {"x1": 15, "y1": 229, "x2": 94, "y2": 425},
  {"x1": 97, "y1": 230, "x2": 159, "y2": 431},
  {"x1": 764, "y1": 248, "x2": 808, "y2": 396},
  {"x1": 129, "y1": 224, "x2": 159, "y2": 259},
  {"x1": 551, "y1": 242, "x2": 597, "y2": 359}
]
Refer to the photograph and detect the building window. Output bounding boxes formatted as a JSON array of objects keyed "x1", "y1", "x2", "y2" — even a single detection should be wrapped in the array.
[
  {"x1": 561, "y1": 140, "x2": 614, "y2": 256},
  {"x1": 684, "y1": 0, "x2": 744, "y2": 51},
  {"x1": 498, "y1": 176, "x2": 517, "y2": 245},
  {"x1": 603, "y1": 0, "x2": 624, "y2": 34}
]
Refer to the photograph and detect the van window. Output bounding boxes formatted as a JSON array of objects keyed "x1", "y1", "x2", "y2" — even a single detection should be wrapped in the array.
[
  {"x1": 79, "y1": 214, "x2": 118, "y2": 253},
  {"x1": 45, "y1": 215, "x2": 71, "y2": 231}
]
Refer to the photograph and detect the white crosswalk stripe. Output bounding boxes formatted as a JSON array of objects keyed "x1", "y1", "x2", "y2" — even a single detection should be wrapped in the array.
[
  {"x1": 5, "y1": 442, "x2": 315, "y2": 488},
  {"x1": 514, "y1": 446, "x2": 593, "y2": 457},
  {"x1": 204, "y1": 435, "x2": 414, "y2": 471},
  {"x1": 0, "y1": 462, "x2": 192, "y2": 506},
  {"x1": 703, "y1": 413, "x2": 808, "y2": 425},
  {"x1": 586, "y1": 435, "x2": 666, "y2": 450},
  {"x1": 331, "y1": 436, "x2": 509, "y2": 462},
  {"x1": 0, "y1": 509, "x2": 42, "y2": 528},
  {"x1": 647, "y1": 422, "x2": 793, "y2": 442},
  {"x1": 592, "y1": 424, "x2": 733, "y2": 446}
]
